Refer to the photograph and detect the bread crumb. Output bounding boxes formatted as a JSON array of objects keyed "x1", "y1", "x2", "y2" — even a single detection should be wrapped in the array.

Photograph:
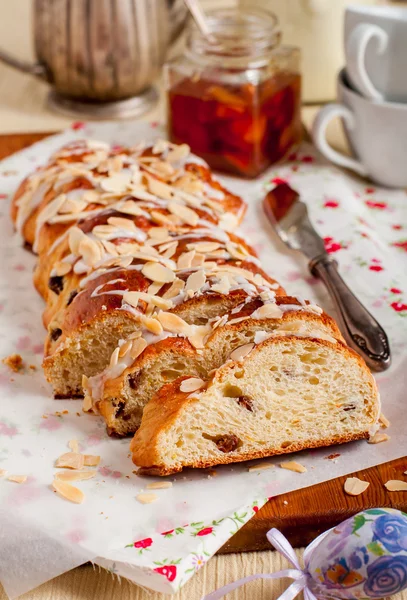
[
  {"x1": 136, "y1": 493, "x2": 158, "y2": 504},
  {"x1": 379, "y1": 413, "x2": 390, "y2": 428},
  {"x1": 146, "y1": 481, "x2": 173, "y2": 490},
  {"x1": 7, "y1": 475, "x2": 27, "y2": 484},
  {"x1": 384, "y1": 480, "x2": 407, "y2": 492},
  {"x1": 2, "y1": 354, "x2": 24, "y2": 372},
  {"x1": 29, "y1": 364, "x2": 37, "y2": 371},
  {"x1": 62, "y1": 410, "x2": 69, "y2": 415},
  {"x1": 0, "y1": 468, "x2": 7, "y2": 478},
  {"x1": 52, "y1": 479, "x2": 85, "y2": 503},
  {"x1": 344, "y1": 477, "x2": 370, "y2": 496},
  {"x1": 283, "y1": 500, "x2": 288, "y2": 505},
  {"x1": 249, "y1": 463, "x2": 274, "y2": 472},
  {"x1": 325, "y1": 453, "x2": 340, "y2": 460},
  {"x1": 368, "y1": 432, "x2": 390, "y2": 444},
  {"x1": 42, "y1": 414, "x2": 48, "y2": 419},
  {"x1": 280, "y1": 461, "x2": 307, "y2": 473}
]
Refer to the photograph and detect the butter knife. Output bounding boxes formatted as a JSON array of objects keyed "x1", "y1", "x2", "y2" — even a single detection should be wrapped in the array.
[{"x1": 263, "y1": 183, "x2": 391, "y2": 372}]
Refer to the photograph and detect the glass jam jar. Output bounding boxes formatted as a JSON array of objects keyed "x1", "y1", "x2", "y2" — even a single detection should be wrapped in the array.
[{"x1": 165, "y1": 7, "x2": 302, "y2": 178}]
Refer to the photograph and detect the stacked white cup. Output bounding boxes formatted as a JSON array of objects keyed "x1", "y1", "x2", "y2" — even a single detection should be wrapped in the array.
[{"x1": 312, "y1": 4, "x2": 407, "y2": 188}]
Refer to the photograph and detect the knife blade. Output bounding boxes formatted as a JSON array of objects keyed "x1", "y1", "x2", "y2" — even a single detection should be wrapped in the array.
[{"x1": 263, "y1": 183, "x2": 391, "y2": 372}]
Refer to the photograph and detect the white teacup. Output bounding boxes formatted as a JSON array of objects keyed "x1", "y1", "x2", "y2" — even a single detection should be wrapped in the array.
[
  {"x1": 345, "y1": 4, "x2": 407, "y2": 102},
  {"x1": 312, "y1": 69, "x2": 407, "y2": 188}
]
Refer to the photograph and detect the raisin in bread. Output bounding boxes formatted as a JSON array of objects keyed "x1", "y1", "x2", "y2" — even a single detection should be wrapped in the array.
[
  {"x1": 130, "y1": 336, "x2": 380, "y2": 475},
  {"x1": 88, "y1": 295, "x2": 344, "y2": 436}
]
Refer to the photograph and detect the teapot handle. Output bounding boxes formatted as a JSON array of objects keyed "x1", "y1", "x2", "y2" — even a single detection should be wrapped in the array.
[
  {"x1": 0, "y1": 48, "x2": 48, "y2": 79},
  {"x1": 302, "y1": 0, "x2": 330, "y2": 15}
]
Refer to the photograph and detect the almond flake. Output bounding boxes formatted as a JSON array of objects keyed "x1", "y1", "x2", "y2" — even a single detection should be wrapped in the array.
[
  {"x1": 55, "y1": 470, "x2": 96, "y2": 482},
  {"x1": 148, "y1": 281, "x2": 164, "y2": 296},
  {"x1": 187, "y1": 324, "x2": 211, "y2": 349},
  {"x1": 83, "y1": 190, "x2": 100, "y2": 203},
  {"x1": 177, "y1": 250, "x2": 195, "y2": 270},
  {"x1": 59, "y1": 197, "x2": 88, "y2": 214},
  {"x1": 148, "y1": 178, "x2": 174, "y2": 201},
  {"x1": 119, "y1": 340, "x2": 133, "y2": 358},
  {"x1": 136, "y1": 493, "x2": 158, "y2": 504},
  {"x1": 385, "y1": 480, "x2": 407, "y2": 492},
  {"x1": 150, "y1": 210, "x2": 174, "y2": 226},
  {"x1": 280, "y1": 461, "x2": 307, "y2": 473},
  {"x1": 140, "y1": 315, "x2": 163, "y2": 335},
  {"x1": 82, "y1": 394, "x2": 93, "y2": 413},
  {"x1": 168, "y1": 202, "x2": 199, "y2": 226},
  {"x1": 68, "y1": 439, "x2": 79, "y2": 453},
  {"x1": 54, "y1": 261, "x2": 72, "y2": 276},
  {"x1": 163, "y1": 278, "x2": 185, "y2": 299},
  {"x1": 379, "y1": 413, "x2": 390, "y2": 428},
  {"x1": 191, "y1": 253, "x2": 205, "y2": 267},
  {"x1": 344, "y1": 477, "x2": 370, "y2": 496},
  {"x1": 185, "y1": 269, "x2": 206, "y2": 294},
  {"x1": 368, "y1": 432, "x2": 390, "y2": 444},
  {"x1": 191, "y1": 241, "x2": 221, "y2": 253},
  {"x1": 251, "y1": 303, "x2": 283, "y2": 320},
  {"x1": 100, "y1": 173, "x2": 131, "y2": 193},
  {"x1": 124, "y1": 291, "x2": 173, "y2": 311},
  {"x1": 227, "y1": 316, "x2": 247, "y2": 325},
  {"x1": 142, "y1": 262, "x2": 175, "y2": 283},
  {"x1": 166, "y1": 144, "x2": 190, "y2": 163},
  {"x1": 146, "y1": 481, "x2": 173, "y2": 490},
  {"x1": 52, "y1": 479, "x2": 85, "y2": 503},
  {"x1": 227, "y1": 242, "x2": 249, "y2": 260},
  {"x1": 248, "y1": 463, "x2": 274, "y2": 472},
  {"x1": 7, "y1": 474, "x2": 27, "y2": 484},
  {"x1": 130, "y1": 337, "x2": 148, "y2": 360},
  {"x1": 160, "y1": 241, "x2": 178, "y2": 259},
  {"x1": 211, "y1": 276, "x2": 231, "y2": 296},
  {"x1": 109, "y1": 347, "x2": 120, "y2": 368},
  {"x1": 79, "y1": 237, "x2": 102, "y2": 266},
  {"x1": 149, "y1": 227, "x2": 169, "y2": 240},
  {"x1": 230, "y1": 343, "x2": 254, "y2": 362},
  {"x1": 68, "y1": 226, "x2": 87, "y2": 254},
  {"x1": 152, "y1": 139, "x2": 170, "y2": 154},
  {"x1": 118, "y1": 200, "x2": 145, "y2": 217},
  {"x1": 55, "y1": 452, "x2": 85, "y2": 470},
  {"x1": 83, "y1": 455, "x2": 100, "y2": 467},
  {"x1": 180, "y1": 377, "x2": 206, "y2": 393},
  {"x1": 157, "y1": 312, "x2": 190, "y2": 334},
  {"x1": 0, "y1": 469, "x2": 7, "y2": 477},
  {"x1": 107, "y1": 216, "x2": 136, "y2": 231}
]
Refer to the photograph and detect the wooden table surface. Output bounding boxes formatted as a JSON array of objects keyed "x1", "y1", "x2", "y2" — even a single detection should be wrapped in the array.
[{"x1": 0, "y1": 131, "x2": 405, "y2": 600}]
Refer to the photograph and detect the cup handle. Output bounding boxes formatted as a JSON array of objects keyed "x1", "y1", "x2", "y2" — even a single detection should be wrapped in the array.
[
  {"x1": 345, "y1": 23, "x2": 388, "y2": 101},
  {"x1": 0, "y1": 48, "x2": 47, "y2": 80},
  {"x1": 312, "y1": 103, "x2": 368, "y2": 177}
]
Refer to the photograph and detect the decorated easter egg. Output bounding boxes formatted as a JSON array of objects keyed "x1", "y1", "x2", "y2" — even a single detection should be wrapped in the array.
[{"x1": 305, "y1": 508, "x2": 407, "y2": 599}]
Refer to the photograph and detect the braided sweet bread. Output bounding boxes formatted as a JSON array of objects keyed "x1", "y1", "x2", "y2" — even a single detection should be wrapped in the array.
[{"x1": 11, "y1": 139, "x2": 283, "y2": 397}]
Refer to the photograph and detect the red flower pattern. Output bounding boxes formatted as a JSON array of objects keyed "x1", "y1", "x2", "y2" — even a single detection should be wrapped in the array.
[
  {"x1": 369, "y1": 265, "x2": 384, "y2": 272},
  {"x1": 324, "y1": 199, "x2": 339, "y2": 208},
  {"x1": 391, "y1": 302, "x2": 407, "y2": 312},
  {"x1": 154, "y1": 565, "x2": 177, "y2": 582},
  {"x1": 392, "y1": 241, "x2": 407, "y2": 252},
  {"x1": 365, "y1": 200, "x2": 387, "y2": 210},
  {"x1": 390, "y1": 288, "x2": 402, "y2": 294},
  {"x1": 323, "y1": 237, "x2": 343, "y2": 253},
  {"x1": 134, "y1": 537, "x2": 153, "y2": 549},
  {"x1": 196, "y1": 527, "x2": 214, "y2": 537},
  {"x1": 270, "y1": 177, "x2": 288, "y2": 185},
  {"x1": 71, "y1": 121, "x2": 85, "y2": 130}
]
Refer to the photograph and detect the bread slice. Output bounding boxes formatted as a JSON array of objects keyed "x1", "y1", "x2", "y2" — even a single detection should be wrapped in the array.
[
  {"x1": 130, "y1": 336, "x2": 379, "y2": 475},
  {"x1": 91, "y1": 296, "x2": 344, "y2": 436}
]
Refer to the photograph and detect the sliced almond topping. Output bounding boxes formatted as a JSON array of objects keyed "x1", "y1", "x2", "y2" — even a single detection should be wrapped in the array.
[
  {"x1": 379, "y1": 413, "x2": 390, "y2": 428},
  {"x1": 211, "y1": 275, "x2": 231, "y2": 296},
  {"x1": 251, "y1": 303, "x2": 283, "y2": 320},
  {"x1": 123, "y1": 291, "x2": 173, "y2": 311},
  {"x1": 7, "y1": 475, "x2": 27, "y2": 484},
  {"x1": 368, "y1": 432, "x2": 390, "y2": 444},
  {"x1": 83, "y1": 190, "x2": 100, "y2": 204},
  {"x1": 157, "y1": 312, "x2": 190, "y2": 334},
  {"x1": 191, "y1": 253, "x2": 205, "y2": 267},
  {"x1": 130, "y1": 337, "x2": 148, "y2": 360},
  {"x1": 68, "y1": 226, "x2": 87, "y2": 255},
  {"x1": 55, "y1": 470, "x2": 96, "y2": 482},
  {"x1": 280, "y1": 461, "x2": 307, "y2": 473},
  {"x1": 148, "y1": 178, "x2": 174, "y2": 201},
  {"x1": 226, "y1": 242, "x2": 249, "y2": 260},
  {"x1": 168, "y1": 202, "x2": 199, "y2": 226},
  {"x1": 344, "y1": 477, "x2": 370, "y2": 496},
  {"x1": 180, "y1": 377, "x2": 206, "y2": 393},
  {"x1": 0, "y1": 469, "x2": 7, "y2": 478},
  {"x1": 148, "y1": 281, "x2": 164, "y2": 296},
  {"x1": 248, "y1": 463, "x2": 274, "y2": 472},
  {"x1": 54, "y1": 261, "x2": 72, "y2": 276},
  {"x1": 177, "y1": 250, "x2": 195, "y2": 270},
  {"x1": 55, "y1": 452, "x2": 85, "y2": 470},
  {"x1": 230, "y1": 343, "x2": 254, "y2": 362},
  {"x1": 68, "y1": 439, "x2": 79, "y2": 453},
  {"x1": 166, "y1": 143, "x2": 190, "y2": 163},
  {"x1": 142, "y1": 262, "x2": 175, "y2": 283},
  {"x1": 187, "y1": 324, "x2": 211, "y2": 349},
  {"x1": 83, "y1": 455, "x2": 100, "y2": 467},
  {"x1": 107, "y1": 216, "x2": 136, "y2": 231},
  {"x1": 100, "y1": 173, "x2": 131, "y2": 193},
  {"x1": 82, "y1": 394, "x2": 93, "y2": 413},
  {"x1": 52, "y1": 479, "x2": 85, "y2": 504},
  {"x1": 163, "y1": 278, "x2": 185, "y2": 299},
  {"x1": 119, "y1": 340, "x2": 133, "y2": 358},
  {"x1": 78, "y1": 237, "x2": 102, "y2": 266},
  {"x1": 191, "y1": 241, "x2": 221, "y2": 253},
  {"x1": 385, "y1": 480, "x2": 407, "y2": 492},
  {"x1": 149, "y1": 227, "x2": 169, "y2": 240},
  {"x1": 109, "y1": 347, "x2": 120, "y2": 368},
  {"x1": 118, "y1": 200, "x2": 145, "y2": 217},
  {"x1": 136, "y1": 492, "x2": 158, "y2": 504},
  {"x1": 160, "y1": 241, "x2": 178, "y2": 259},
  {"x1": 140, "y1": 315, "x2": 163, "y2": 335},
  {"x1": 185, "y1": 269, "x2": 206, "y2": 295},
  {"x1": 150, "y1": 210, "x2": 174, "y2": 226},
  {"x1": 59, "y1": 196, "x2": 87, "y2": 214},
  {"x1": 146, "y1": 481, "x2": 173, "y2": 490}
]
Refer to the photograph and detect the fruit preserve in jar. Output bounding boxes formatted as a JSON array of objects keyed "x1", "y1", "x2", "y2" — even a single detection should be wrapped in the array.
[{"x1": 165, "y1": 8, "x2": 302, "y2": 178}]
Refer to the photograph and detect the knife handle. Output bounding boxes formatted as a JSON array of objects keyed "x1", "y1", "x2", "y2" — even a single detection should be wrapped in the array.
[{"x1": 310, "y1": 255, "x2": 391, "y2": 371}]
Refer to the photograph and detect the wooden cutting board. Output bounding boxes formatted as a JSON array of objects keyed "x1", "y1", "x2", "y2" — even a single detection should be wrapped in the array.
[{"x1": 2, "y1": 132, "x2": 406, "y2": 554}]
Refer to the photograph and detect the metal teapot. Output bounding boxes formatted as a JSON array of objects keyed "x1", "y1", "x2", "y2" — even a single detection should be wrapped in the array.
[{"x1": 0, "y1": 0, "x2": 188, "y2": 118}]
